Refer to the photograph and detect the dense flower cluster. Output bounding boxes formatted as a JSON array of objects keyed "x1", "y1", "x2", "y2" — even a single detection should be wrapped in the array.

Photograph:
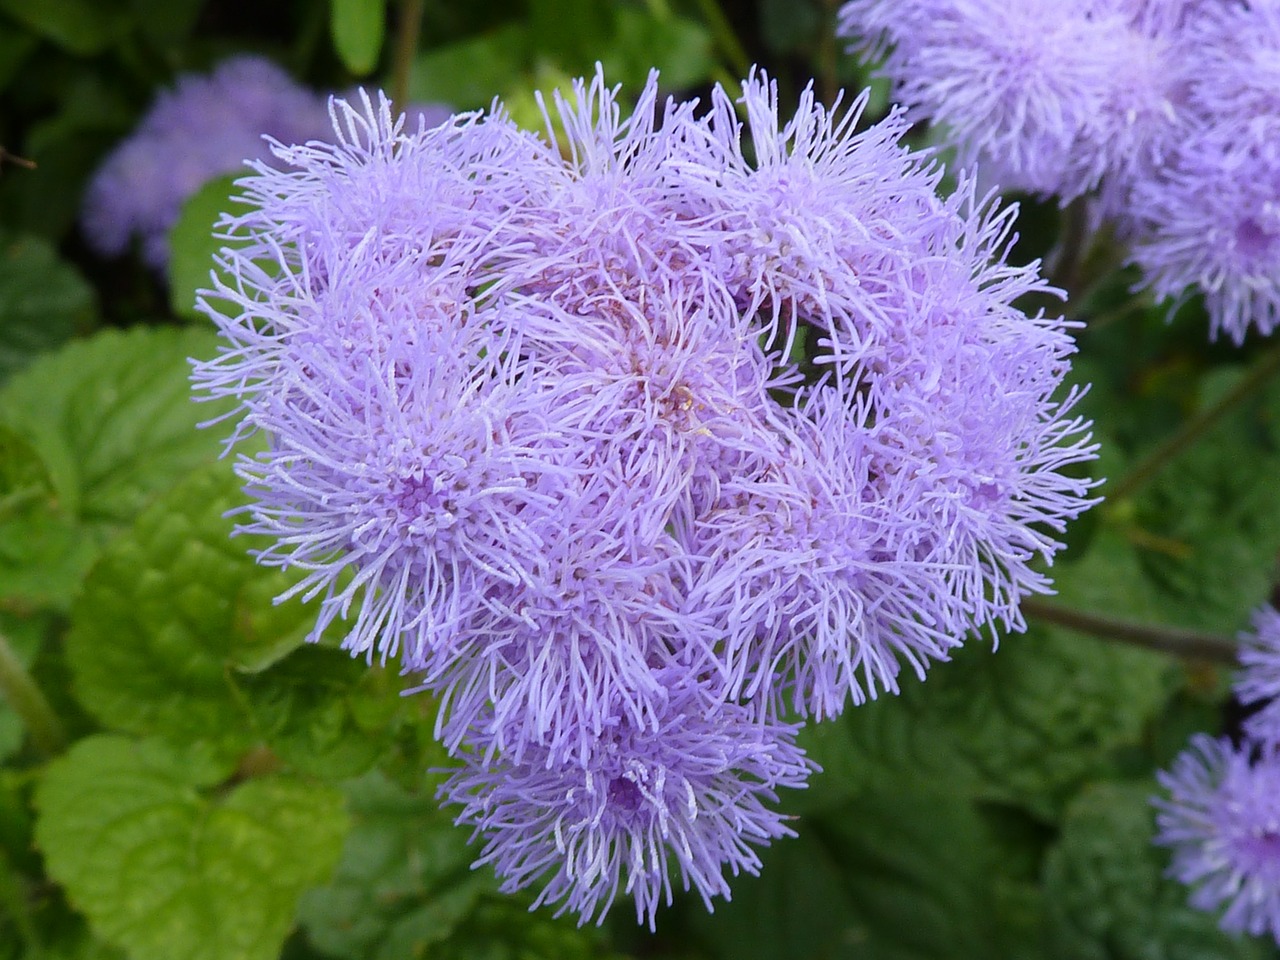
[
  {"x1": 1154, "y1": 604, "x2": 1280, "y2": 942},
  {"x1": 839, "y1": 0, "x2": 1280, "y2": 344},
  {"x1": 192, "y1": 69, "x2": 1098, "y2": 926},
  {"x1": 80, "y1": 55, "x2": 451, "y2": 272}
]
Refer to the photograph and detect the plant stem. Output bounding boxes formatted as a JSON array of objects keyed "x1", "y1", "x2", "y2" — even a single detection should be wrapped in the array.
[
  {"x1": 1046, "y1": 198, "x2": 1089, "y2": 294},
  {"x1": 1022, "y1": 597, "x2": 1237, "y2": 664},
  {"x1": 695, "y1": 0, "x2": 752, "y2": 80},
  {"x1": 0, "y1": 632, "x2": 66, "y2": 756},
  {"x1": 819, "y1": 0, "x2": 840, "y2": 105},
  {"x1": 1105, "y1": 339, "x2": 1280, "y2": 503},
  {"x1": 391, "y1": 0, "x2": 425, "y2": 115}
]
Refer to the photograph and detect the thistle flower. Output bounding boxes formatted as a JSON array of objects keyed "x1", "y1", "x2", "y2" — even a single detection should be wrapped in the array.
[
  {"x1": 81, "y1": 56, "x2": 333, "y2": 270},
  {"x1": 440, "y1": 677, "x2": 813, "y2": 929},
  {"x1": 1237, "y1": 605, "x2": 1280, "y2": 748},
  {"x1": 1154, "y1": 735, "x2": 1280, "y2": 941}
]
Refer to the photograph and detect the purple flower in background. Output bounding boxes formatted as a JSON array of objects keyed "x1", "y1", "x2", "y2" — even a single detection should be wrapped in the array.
[
  {"x1": 80, "y1": 55, "x2": 452, "y2": 272},
  {"x1": 1122, "y1": 0, "x2": 1280, "y2": 343},
  {"x1": 440, "y1": 678, "x2": 812, "y2": 929},
  {"x1": 837, "y1": 0, "x2": 1155, "y2": 200},
  {"x1": 1237, "y1": 605, "x2": 1280, "y2": 747},
  {"x1": 81, "y1": 56, "x2": 332, "y2": 271},
  {"x1": 1154, "y1": 735, "x2": 1280, "y2": 941},
  {"x1": 1127, "y1": 120, "x2": 1280, "y2": 344}
]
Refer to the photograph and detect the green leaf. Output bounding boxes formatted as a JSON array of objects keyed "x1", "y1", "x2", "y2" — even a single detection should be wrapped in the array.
[
  {"x1": 167, "y1": 174, "x2": 245, "y2": 321},
  {"x1": 599, "y1": 8, "x2": 714, "y2": 91},
  {"x1": 0, "y1": 232, "x2": 94, "y2": 384},
  {"x1": 299, "y1": 771, "x2": 610, "y2": 960},
  {"x1": 0, "y1": 0, "x2": 128, "y2": 54},
  {"x1": 330, "y1": 0, "x2": 385, "y2": 76},
  {"x1": 409, "y1": 25, "x2": 529, "y2": 111},
  {"x1": 0, "y1": 424, "x2": 96, "y2": 608},
  {"x1": 529, "y1": 0, "x2": 614, "y2": 70},
  {"x1": 35, "y1": 735, "x2": 348, "y2": 960},
  {"x1": 238, "y1": 649, "x2": 398, "y2": 780},
  {"x1": 0, "y1": 326, "x2": 236, "y2": 609},
  {"x1": 1133, "y1": 384, "x2": 1280, "y2": 631},
  {"x1": 797, "y1": 612, "x2": 1174, "y2": 822},
  {"x1": 126, "y1": 0, "x2": 204, "y2": 45},
  {"x1": 0, "y1": 609, "x2": 52, "y2": 763},
  {"x1": 691, "y1": 786, "x2": 1045, "y2": 960},
  {"x1": 1043, "y1": 782, "x2": 1273, "y2": 960},
  {"x1": 66, "y1": 463, "x2": 312, "y2": 753},
  {"x1": 0, "y1": 21, "x2": 37, "y2": 95}
]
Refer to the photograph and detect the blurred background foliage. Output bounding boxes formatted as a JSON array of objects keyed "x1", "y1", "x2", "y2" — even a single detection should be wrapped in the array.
[{"x1": 0, "y1": 1, "x2": 1278, "y2": 958}]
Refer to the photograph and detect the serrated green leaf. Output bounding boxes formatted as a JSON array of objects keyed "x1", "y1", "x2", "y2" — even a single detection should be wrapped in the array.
[
  {"x1": 1044, "y1": 782, "x2": 1273, "y2": 960},
  {"x1": 0, "y1": 609, "x2": 52, "y2": 763},
  {"x1": 238, "y1": 649, "x2": 394, "y2": 780},
  {"x1": 0, "y1": 326, "x2": 237, "y2": 609},
  {"x1": 798, "y1": 581, "x2": 1174, "y2": 821},
  {"x1": 0, "y1": 423, "x2": 96, "y2": 609},
  {"x1": 0, "y1": 0, "x2": 128, "y2": 54},
  {"x1": 35, "y1": 734, "x2": 347, "y2": 960},
  {"x1": 168, "y1": 175, "x2": 244, "y2": 322},
  {"x1": 330, "y1": 0, "x2": 385, "y2": 75},
  {"x1": 1132, "y1": 397, "x2": 1280, "y2": 631},
  {"x1": 692, "y1": 786, "x2": 1045, "y2": 960},
  {"x1": 66, "y1": 463, "x2": 312, "y2": 752},
  {"x1": 0, "y1": 232, "x2": 94, "y2": 384},
  {"x1": 299, "y1": 771, "x2": 609, "y2": 960}
]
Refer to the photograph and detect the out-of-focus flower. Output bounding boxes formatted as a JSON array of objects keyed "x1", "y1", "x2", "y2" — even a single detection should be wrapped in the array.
[
  {"x1": 836, "y1": 0, "x2": 1181, "y2": 202},
  {"x1": 79, "y1": 55, "x2": 452, "y2": 272},
  {"x1": 81, "y1": 56, "x2": 332, "y2": 271},
  {"x1": 1154, "y1": 735, "x2": 1280, "y2": 941},
  {"x1": 1237, "y1": 605, "x2": 1280, "y2": 747},
  {"x1": 1127, "y1": 120, "x2": 1280, "y2": 344}
]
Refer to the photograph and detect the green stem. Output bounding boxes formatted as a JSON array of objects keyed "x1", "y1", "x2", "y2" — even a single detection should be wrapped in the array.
[
  {"x1": 391, "y1": 0, "x2": 425, "y2": 115},
  {"x1": 1105, "y1": 338, "x2": 1280, "y2": 503},
  {"x1": 1022, "y1": 597, "x2": 1237, "y2": 664},
  {"x1": 695, "y1": 0, "x2": 752, "y2": 79},
  {"x1": 1046, "y1": 198, "x2": 1089, "y2": 294},
  {"x1": 0, "y1": 632, "x2": 65, "y2": 756}
]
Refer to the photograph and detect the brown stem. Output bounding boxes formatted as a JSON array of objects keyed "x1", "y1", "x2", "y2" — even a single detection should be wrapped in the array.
[
  {"x1": 1022, "y1": 597, "x2": 1237, "y2": 664},
  {"x1": 1106, "y1": 338, "x2": 1280, "y2": 503},
  {"x1": 391, "y1": 0, "x2": 425, "y2": 115}
]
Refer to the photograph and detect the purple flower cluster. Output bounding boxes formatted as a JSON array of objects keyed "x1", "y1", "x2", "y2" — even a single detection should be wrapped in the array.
[
  {"x1": 839, "y1": 0, "x2": 1280, "y2": 344},
  {"x1": 192, "y1": 69, "x2": 1098, "y2": 926},
  {"x1": 1155, "y1": 604, "x2": 1280, "y2": 942},
  {"x1": 80, "y1": 55, "x2": 452, "y2": 272}
]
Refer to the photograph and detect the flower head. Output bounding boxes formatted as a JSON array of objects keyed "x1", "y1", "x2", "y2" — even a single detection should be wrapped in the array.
[
  {"x1": 1154, "y1": 734, "x2": 1280, "y2": 940},
  {"x1": 440, "y1": 678, "x2": 813, "y2": 929},
  {"x1": 1237, "y1": 604, "x2": 1280, "y2": 748},
  {"x1": 194, "y1": 67, "x2": 1099, "y2": 927},
  {"x1": 1127, "y1": 119, "x2": 1280, "y2": 344}
]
